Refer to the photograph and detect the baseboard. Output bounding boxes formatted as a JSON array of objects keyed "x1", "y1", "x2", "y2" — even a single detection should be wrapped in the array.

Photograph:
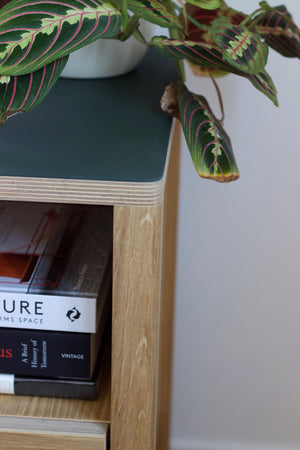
[
  {"x1": 170, "y1": 444, "x2": 234, "y2": 450},
  {"x1": 170, "y1": 440, "x2": 299, "y2": 450},
  {"x1": 170, "y1": 440, "x2": 232, "y2": 450}
]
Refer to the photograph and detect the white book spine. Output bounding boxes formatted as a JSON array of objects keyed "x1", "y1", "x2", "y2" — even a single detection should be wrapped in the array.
[
  {"x1": 0, "y1": 374, "x2": 14, "y2": 394},
  {"x1": 0, "y1": 292, "x2": 97, "y2": 333}
]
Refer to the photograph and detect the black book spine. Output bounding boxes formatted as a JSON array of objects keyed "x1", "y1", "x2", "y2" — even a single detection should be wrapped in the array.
[
  {"x1": 0, "y1": 328, "x2": 93, "y2": 379},
  {"x1": 14, "y1": 376, "x2": 97, "y2": 400}
]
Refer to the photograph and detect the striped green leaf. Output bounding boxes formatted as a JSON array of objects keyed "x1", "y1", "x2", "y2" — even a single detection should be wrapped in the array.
[
  {"x1": 0, "y1": 0, "x2": 122, "y2": 76},
  {"x1": 178, "y1": 83, "x2": 239, "y2": 182},
  {"x1": 152, "y1": 35, "x2": 236, "y2": 73},
  {"x1": 185, "y1": 0, "x2": 220, "y2": 9},
  {"x1": 254, "y1": 5, "x2": 300, "y2": 58},
  {"x1": 248, "y1": 69, "x2": 278, "y2": 106},
  {"x1": 0, "y1": 57, "x2": 68, "y2": 125},
  {"x1": 127, "y1": 0, "x2": 181, "y2": 28},
  {"x1": 152, "y1": 36, "x2": 278, "y2": 105},
  {"x1": 211, "y1": 17, "x2": 269, "y2": 74}
]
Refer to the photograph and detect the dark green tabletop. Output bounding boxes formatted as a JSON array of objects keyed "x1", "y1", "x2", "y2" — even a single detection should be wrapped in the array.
[{"x1": 0, "y1": 49, "x2": 177, "y2": 183}]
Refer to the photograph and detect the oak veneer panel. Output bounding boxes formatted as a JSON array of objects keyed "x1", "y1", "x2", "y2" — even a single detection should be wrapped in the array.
[
  {"x1": 0, "y1": 434, "x2": 106, "y2": 450},
  {"x1": 0, "y1": 418, "x2": 107, "y2": 450},
  {"x1": 156, "y1": 119, "x2": 181, "y2": 449},
  {"x1": 112, "y1": 205, "x2": 162, "y2": 450}
]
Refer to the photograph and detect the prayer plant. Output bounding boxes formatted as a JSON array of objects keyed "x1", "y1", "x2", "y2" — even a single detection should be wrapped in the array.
[{"x1": 0, "y1": 0, "x2": 298, "y2": 182}]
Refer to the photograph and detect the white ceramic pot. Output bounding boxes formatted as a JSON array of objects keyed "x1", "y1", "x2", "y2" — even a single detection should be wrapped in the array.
[{"x1": 60, "y1": 21, "x2": 153, "y2": 79}]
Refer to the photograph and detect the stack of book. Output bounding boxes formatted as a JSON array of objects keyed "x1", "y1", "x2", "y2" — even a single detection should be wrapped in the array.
[{"x1": 0, "y1": 201, "x2": 112, "y2": 400}]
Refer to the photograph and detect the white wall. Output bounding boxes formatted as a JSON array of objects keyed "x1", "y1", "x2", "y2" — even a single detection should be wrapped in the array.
[{"x1": 170, "y1": 1, "x2": 300, "y2": 449}]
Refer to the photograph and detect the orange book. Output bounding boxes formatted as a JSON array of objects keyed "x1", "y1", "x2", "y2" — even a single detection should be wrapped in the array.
[
  {"x1": 0, "y1": 253, "x2": 31, "y2": 278},
  {"x1": 0, "y1": 202, "x2": 61, "y2": 285}
]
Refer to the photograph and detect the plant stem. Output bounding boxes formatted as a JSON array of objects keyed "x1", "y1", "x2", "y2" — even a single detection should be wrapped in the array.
[
  {"x1": 175, "y1": 57, "x2": 186, "y2": 83},
  {"x1": 209, "y1": 74, "x2": 224, "y2": 123},
  {"x1": 186, "y1": 14, "x2": 211, "y2": 32},
  {"x1": 118, "y1": 13, "x2": 142, "y2": 41},
  {"x1": 163, "y1": 0, "x2": 186, "y2": 82},
  {"x1": 172, "y1": 2, "x2": 211, "y2": 32},
  {"x1": 121, "y1": 0, "x2": 129, "y2": 29},
  {"x1": 240, "y1": 7, "x2": 271, "y2": 27},
  {"x1": 133, "y1": 28, "x2": 147, "y2": 45}
]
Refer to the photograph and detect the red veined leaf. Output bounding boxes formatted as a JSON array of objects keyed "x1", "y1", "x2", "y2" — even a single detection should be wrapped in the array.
[
  {"x1": 0, "y1": 56, "x2": 68, "y2": 125},
  {"x1": 254, "y1": 5, "x2": 300, "y2": 58},
  {"x1": 247, "y1": 69, "x2": 278, "y2": 106},
  {"x1": 186, "y1": 3, "x2": 246, "y2": 76},
  {"x1": 211, "y1": 16, "x2": 269, "y2": 75},
  {"x1": 152, "y1": 36, "x2": 278, "y2": 105},
  {"x1": 185, "y1": 0, "x2": 220, "y2": 9},
  {"x1": 152, "y1": 35, "x2": 235, "y2": 73},
  {"x1": 187, "y1": 4, "x2": 246, "y2": 44},
  {"x1": 0, "y1": 0, "x2": 122, "y2": 76},
  {"x1": 127, "y1": 0, "x2": 181, "y2": 29},
  {"x1": 177, "y1": 82, "x2": 239, "y2": 182}
]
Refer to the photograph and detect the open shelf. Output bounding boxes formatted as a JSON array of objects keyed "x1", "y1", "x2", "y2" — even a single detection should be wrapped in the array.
[{"x1": 0, "y1": 201, "x2": 112, "y2": 428}]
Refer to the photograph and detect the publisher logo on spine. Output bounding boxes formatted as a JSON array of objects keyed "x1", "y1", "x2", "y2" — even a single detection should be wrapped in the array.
[{"x1": 66, "y1": 307, "x2": 81, "y2": 322}]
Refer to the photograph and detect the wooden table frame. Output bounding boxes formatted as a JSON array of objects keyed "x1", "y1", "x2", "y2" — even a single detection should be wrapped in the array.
[
  {"x1": 111, "y1": 121, "x2": 180, "y2": 449},
  {"x1": 0, "y1": 48, "x2": 180, "y2": 448},
  {"x1": 0, "y1": 121, "x2": 180, "y2": 450}
]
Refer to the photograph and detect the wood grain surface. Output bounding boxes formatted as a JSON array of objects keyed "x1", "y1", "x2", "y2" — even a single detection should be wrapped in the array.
[
  {"x1": 0, "y1": 418, "x2": 107, "y2": 449},
  {"x1": 0, "y1": 433, "x2": 106, "y2": 450},
  {"x1": 156, "y1": 119, "x2": 181, "y2": 449},
  {"x1": 111, "y1": 205, "x2": 162, "y2": 449}
]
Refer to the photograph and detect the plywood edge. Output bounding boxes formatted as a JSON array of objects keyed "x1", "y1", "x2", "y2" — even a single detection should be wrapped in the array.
[
  {"x1": 0, "y1": 417, "x2": 108, "y2": 449},
  {"x1": 0, "y1": 178, "x2": 164, "y2": 206},
  {"x1": 0, "y1": 121, "x2": 176, "y2": 207},
  {"x1": 0, "y1": 416, "x2": 108, "y2": 436}
]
